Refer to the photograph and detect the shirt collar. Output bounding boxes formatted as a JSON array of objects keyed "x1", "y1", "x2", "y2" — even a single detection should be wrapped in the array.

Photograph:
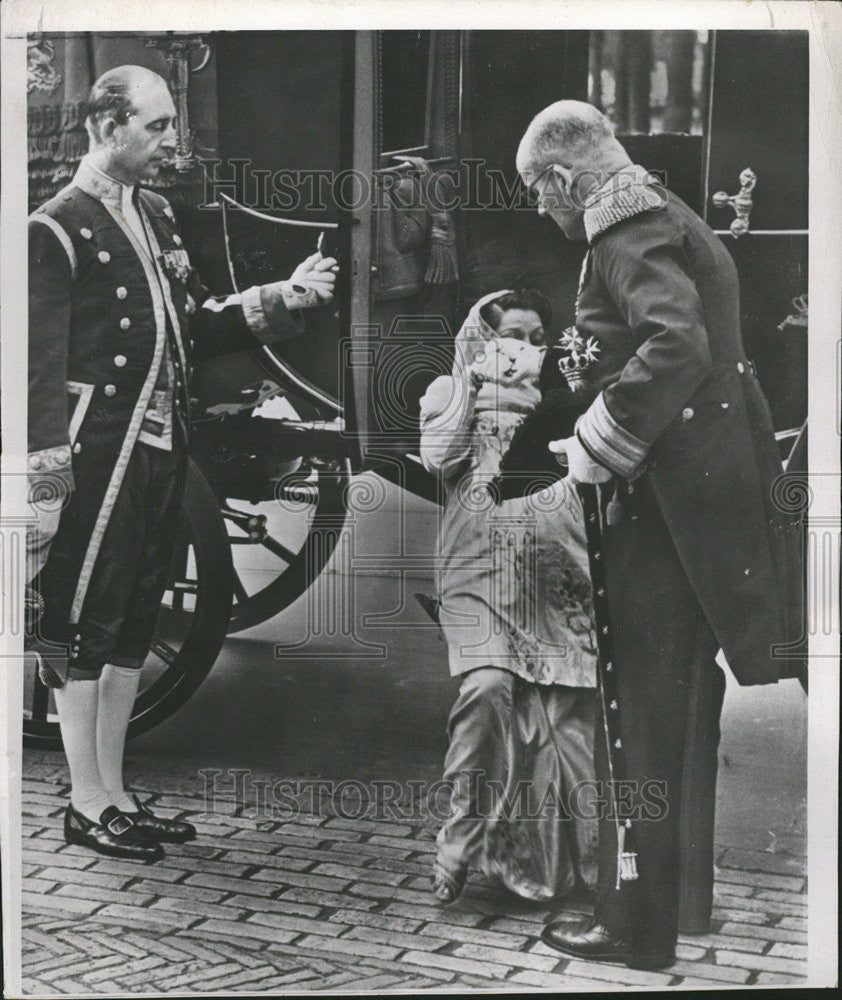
[
  {"x1": 583, "y1": 164, "x2": 665, "y2": 243},
  {"x1": 73, "y1": 155, "x2": 136, "y2": 210}
]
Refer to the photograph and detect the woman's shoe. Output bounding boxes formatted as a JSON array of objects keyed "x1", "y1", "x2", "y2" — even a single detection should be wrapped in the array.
[
  {"x1": 431, "y1": 859, "x2": 467, "y2": 903},
  {"x1": 64, "y1": 805, "x2": 164, "y2": 862}
]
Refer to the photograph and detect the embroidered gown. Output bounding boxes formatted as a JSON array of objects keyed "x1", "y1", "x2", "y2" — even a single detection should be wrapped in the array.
[{"x1": 419, "y1": 292, "x2": 599, "y2": 900}]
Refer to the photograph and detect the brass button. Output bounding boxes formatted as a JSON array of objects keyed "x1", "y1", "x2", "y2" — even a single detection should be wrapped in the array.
[
  {"x1": 116, "y1": 286, "x2": 128, "y2": 299},
  {"x1": 721, "y1": 402, "x2": 730, "y2": 409},
  {"x1": 120, "y1": 317, "x2": 131, "y2": 330},
  {"x1": 682, "y1": 407, "x2": 694, "y2": 420},
  {"x1": 28, "y1": 455, "x2": 42, "y2": 469},
  {"x1": 114, "y1": 355, "x2": 127, "y2": 368},
  {"x1": 98, "y1": 250, "x2": 111, "y2": 264},
  {"x1": 73, "y1": 442, "x2": 82, "y2": 453},
  {"x1": 737, "y1": 361, "x2": 745, "y2": 374},
  {"x1": 57, "y1": 451, "x2": 69, "y2": 465},
  {"x1": 104, "y1": 384, "x2": 116, "y2": 397},
  {"x1": 80, "y1": 227, "x2": 92, "y2": 240}
]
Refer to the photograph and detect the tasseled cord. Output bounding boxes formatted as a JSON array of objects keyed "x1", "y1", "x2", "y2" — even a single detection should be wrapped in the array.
[
  {"x1": 616, "y1": 818, "x2": 639, "y2": 889},
  {"x1": 423, "y1": 170, "x2": 459, "y2": 285},
  {"x1": 394, "y1": 156, "x2": 459, "y2": 286}
]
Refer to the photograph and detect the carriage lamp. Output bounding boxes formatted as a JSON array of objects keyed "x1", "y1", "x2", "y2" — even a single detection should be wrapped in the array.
[
  {"x1": 712, "y1": 167, "x2": 756, "y2": 238},
  {"x1": 144, "y1": 32, "x2": 212, "y2": 173}
]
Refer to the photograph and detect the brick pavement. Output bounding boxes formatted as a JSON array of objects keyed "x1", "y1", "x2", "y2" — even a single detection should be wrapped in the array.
[{"x1": 18, "y1": 768, "x2": 808, "y2": 993}]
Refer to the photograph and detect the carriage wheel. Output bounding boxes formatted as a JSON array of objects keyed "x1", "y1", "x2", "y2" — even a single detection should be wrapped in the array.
[
  {"x1": 223, "y1": 460, "x2": 350, "y2": 633},
  {"x1": 23, "y1": 460, "x2": 234, "y2": 750}
]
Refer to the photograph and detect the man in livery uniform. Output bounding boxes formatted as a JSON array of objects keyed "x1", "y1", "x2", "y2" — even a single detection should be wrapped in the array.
[
  {"x1": 515, "y1": 102, "x2": 801, "y2": 969},
  {"x1": 28, "y1": 66, "x2": 337, "y2": 861}
]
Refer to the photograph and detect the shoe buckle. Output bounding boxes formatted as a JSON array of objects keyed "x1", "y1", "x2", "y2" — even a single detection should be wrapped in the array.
[{"x1": 106, "y1": 814, "x2": 133, "y2": 836}]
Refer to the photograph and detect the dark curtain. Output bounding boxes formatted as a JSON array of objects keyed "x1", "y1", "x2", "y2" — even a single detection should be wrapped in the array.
[{"x1": 27, "y1": 32, "x2": 218, "y2": 212}]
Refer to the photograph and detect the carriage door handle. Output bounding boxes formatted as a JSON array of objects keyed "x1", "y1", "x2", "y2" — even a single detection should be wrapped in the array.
[{"x1": 712, "y1": 168, "x2": 757, "y2": 238}]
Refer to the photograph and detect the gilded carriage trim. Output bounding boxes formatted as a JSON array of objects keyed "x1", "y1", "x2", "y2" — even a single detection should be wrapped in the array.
[
  {"x1": 30, "y1": 213, "x2": 78, "y2": 279},
  {"x1": 69, "y1": 205, "x2": 169, "y2": 623},
  {"x1": 140, "y1": 205, "x2": 190, "y2": 379}
]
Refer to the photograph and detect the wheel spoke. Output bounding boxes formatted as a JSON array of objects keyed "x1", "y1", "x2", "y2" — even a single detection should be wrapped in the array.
[
  {"x1": 150, "y1": 639, "x2": 179, "y2": 667},
  {"x1": 232, "y1": 571, "x2": 249, "y2": 603},
  {"x1": 261, "y1": 534, "x2": 298, "y2": 563}
]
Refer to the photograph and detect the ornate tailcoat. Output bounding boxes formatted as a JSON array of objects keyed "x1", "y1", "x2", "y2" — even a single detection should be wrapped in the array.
[
  {"x1": 28, "y1": 157, "x2": 303, "y2": 632},
  {"x1": 573, "y1": 167, "x2": 802, "y2": 686}
]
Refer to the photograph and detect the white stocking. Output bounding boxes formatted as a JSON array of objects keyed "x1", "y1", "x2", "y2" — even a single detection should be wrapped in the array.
[
  {"x1": 54, "y1": 677, "x2": 112, "y2": 822},
  {"x1": 96, "y1": 663, "x2": 141, "y2": 813}
]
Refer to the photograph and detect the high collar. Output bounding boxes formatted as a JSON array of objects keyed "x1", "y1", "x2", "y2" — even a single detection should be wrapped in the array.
[
  {"x1": 583, "y1": 164, "x2": 665, "y2": 243},
  {"x1": 73, "y1": 155, "x2": 136, "y2": 209}
]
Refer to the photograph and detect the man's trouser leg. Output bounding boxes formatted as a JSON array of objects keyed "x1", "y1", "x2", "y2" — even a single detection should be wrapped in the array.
[{"x1": 593, "y1": 479, "x2": 723, "y2": 959}]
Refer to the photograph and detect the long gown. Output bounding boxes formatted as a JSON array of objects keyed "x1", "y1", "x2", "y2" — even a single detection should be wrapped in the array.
[{"x1": 419, "y1": 295, "x2": 599, "y2": 900}]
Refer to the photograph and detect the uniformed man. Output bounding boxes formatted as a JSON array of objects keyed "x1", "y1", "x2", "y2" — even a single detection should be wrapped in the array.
[
  {"x1": 515, "y1": 101, "x2": 801, "y2": 969},
  {"x1": 28, "y1": 65, "x2": 337, "y2": 861}
]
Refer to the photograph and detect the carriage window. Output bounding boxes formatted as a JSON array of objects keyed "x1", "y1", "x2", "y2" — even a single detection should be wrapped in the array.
[
  {"x1": 588, "y1": 30, "x2": 709, "y2": 135},
  {"x1": 379, "y1": 30, "x2": 431, "y2": 154}
]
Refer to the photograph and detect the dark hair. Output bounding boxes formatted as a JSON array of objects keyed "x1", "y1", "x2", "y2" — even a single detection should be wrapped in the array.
[
  {"x1": 486, "y1": 287, "x2": 553, "y2": 331},
  {"x1": 85, "y1": 71, "x2": 136, "y2": 139}
]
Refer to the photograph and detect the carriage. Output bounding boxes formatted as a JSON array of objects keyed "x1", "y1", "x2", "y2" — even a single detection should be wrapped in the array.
[{"x1": 24, "y1": 27, "x2": 808, "y2": 747}]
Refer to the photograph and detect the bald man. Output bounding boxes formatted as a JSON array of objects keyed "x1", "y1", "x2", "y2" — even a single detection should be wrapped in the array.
[
  {"x1": 515, "y1": 102, "x2": 800, "y2": 968},
  {"x1": 28, "y1": 66, "x2": 337, "y2": 861}
]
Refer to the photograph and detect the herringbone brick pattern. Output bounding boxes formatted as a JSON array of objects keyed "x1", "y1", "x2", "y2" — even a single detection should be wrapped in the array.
[{"x1": 18, "y1": 774, "x2": 807, "y2": 992}]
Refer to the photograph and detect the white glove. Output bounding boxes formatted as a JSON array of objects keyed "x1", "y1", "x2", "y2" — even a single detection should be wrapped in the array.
[
  {"x1": 283, "y1": 252, "x2": 339, "y2": 308},
  {"x1": 548, "y1": 435, "x2": 613, "y2": 484}
]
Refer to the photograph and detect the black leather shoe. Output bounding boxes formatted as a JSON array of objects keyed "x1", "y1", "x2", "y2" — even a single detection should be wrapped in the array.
[
  {"x1": 541, "y1": 918, "x2": 630, "y2": 961},
  {"x1": 125, "y1": 794, "x2": 196, "y2": 843},
  {"x1": 64, "y1": 805, "x2": 164, "y2": 862},
  {"x1": 542, "y1": 918, "x2": 676, "y2": 970}
]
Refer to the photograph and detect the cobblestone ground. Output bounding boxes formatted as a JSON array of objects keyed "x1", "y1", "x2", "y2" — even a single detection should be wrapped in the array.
[{"x1": 19, "y1": 767, "x2": 808, "y2": 993}]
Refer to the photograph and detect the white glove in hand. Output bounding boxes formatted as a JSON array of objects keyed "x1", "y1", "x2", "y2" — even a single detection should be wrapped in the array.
[
  {"x1": 284, "y1": 252, "x2": 339, "y2": 308},
  {"x1": 548, "y1": 435, "x2": 613, "y2": 484}
]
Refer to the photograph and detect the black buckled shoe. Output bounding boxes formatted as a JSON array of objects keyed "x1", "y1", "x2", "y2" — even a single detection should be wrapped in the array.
[
  {"x1": 126, "y1": 794, "x2": 196, "y2": 843},
  {"x1": 541, "y1": 917, "x2": 630, "y2": 961},
  {"x1": 64, "y1": 805, "x2": 164, "y2": 862}
]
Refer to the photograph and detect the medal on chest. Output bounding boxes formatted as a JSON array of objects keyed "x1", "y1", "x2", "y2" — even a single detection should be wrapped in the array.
[{"x1": 159, "y1": 248, "x2": 190, "y2": 284}]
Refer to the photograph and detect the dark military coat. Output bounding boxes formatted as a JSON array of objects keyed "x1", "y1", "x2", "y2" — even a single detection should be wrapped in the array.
[
  {"x1": 28, "y1": 156, "x2": 302, "y2": 630},
  {"x1": 573, "y1": 167, "x2": 802, "y2": 686}
]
